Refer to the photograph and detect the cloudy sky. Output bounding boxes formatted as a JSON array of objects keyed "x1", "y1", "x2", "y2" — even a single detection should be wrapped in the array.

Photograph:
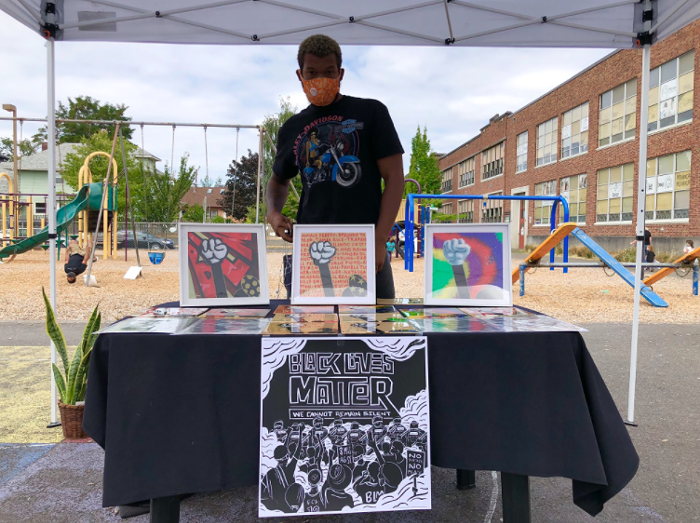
[{"x1": 1, "y1": 11, "x2": 613, "y2": 182}]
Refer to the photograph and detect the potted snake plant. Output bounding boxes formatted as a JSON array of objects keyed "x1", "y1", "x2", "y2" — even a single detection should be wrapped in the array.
[{"x1": 42, "y1": 288, "x2": 101, "y2": 439}]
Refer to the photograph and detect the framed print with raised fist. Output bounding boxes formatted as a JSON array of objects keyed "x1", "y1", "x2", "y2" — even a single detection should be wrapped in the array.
[
  {"x1": 424, "y1": 223, "x2": 512, "y2": 307},
  {"x1": 178, "y1": 223, "x2": 269, "y2": 306},
  {"x1": 291, "y1": 224, "x2": 375, "y2": 305}
]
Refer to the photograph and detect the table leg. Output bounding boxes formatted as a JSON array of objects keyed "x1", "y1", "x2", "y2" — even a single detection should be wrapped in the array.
[
  {"x1": 150, "y1": 496, "x2": 180, "y2": 523},
  {"x1": 456, "y1": 469, "x2": 476, "y2": 490},
  {"x1": 501, "y1": 473, "x2": 531, "y2": 523}
]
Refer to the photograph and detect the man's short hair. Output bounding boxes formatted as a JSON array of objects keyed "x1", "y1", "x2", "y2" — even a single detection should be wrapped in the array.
[
  {"x1": 297, "y1": 34, "x2": 342, "y2": 69},
  {"x1": 67, "y1": 272, "x2": 76, "y2": 284}
]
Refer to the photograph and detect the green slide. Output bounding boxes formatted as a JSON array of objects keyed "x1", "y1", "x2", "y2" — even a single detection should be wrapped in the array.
[{"x1": 0, "y1": 183, "x2": 111, "y2": 260}]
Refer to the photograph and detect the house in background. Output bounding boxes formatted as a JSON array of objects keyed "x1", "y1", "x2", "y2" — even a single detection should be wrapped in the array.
[{"x1": 180, "y1": 186, "x2": 229, "y2": 221}]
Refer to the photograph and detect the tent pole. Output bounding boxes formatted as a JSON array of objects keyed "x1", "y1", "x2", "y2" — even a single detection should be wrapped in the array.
[
  {"x1": 627, "y1": 42, "x2": 651, "y2": 426},
  {"x1": 255, "y1": 128, "x2": 263, "y2": 224},
  {"x1": 46, "y1": 37, "x2": 59, "y2": 426}
]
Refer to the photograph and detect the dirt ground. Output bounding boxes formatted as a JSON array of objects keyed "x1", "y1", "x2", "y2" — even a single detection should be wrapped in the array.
[{"x1": 0, "y1": 248, "x2": 697, "y2": 324}]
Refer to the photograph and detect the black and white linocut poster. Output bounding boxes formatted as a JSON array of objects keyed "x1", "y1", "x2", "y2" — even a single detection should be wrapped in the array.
[{"x1": 259, "y1": 337, "x2": 430, "y2": 517}]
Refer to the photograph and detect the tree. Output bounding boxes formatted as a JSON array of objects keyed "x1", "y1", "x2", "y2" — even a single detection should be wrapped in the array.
[
  {"x1": 406, "y1": 125, "x2": 441, "y2": 196},
  {"x1": 0, "y1": 136, "x2": 42, "y2": 160},
  {"x1": 136, "y1": 154, "x2": 197, "y2": 222},
  {"x1": 199, "y1": 173, "x2": 214, "y2": 187},
  {"x1": 218, "y1": 150, "x2": 259, "y2": 221},
  {"x1": 61, "y1": 130, "x2": 143, "y2": 216},
  {"x1": 33, "y1": 96, "x2": 133, "y2": 144},
  {"x1": 257, "y1": 97, "x2": 299, "y2": 221},
  {"x1": 181, "y1": 204, "x2": 204, "y2": 223}
]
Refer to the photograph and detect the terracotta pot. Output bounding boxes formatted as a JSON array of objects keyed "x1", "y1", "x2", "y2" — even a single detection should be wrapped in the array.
[{"x1": 58, "y1": 401, "x2": 87, "y2": 439}]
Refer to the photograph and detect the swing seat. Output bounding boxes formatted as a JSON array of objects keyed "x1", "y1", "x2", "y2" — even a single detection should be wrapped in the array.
[{"x1": 148, "y1": 252, "x2": 165, "y2": 264}]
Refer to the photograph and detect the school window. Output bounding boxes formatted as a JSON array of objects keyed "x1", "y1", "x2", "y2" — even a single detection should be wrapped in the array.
[
  {"x1": 458, "y1": 199, "x2": 474, "y2": 223},
  {"x1": 35, "y1": 202, "x2": 46, "y2": 214},
  {"x1": 441, "y1": 167, "x2": 453, "y2": 193},
  {"x1": 516, "y1": 131, "x2": 528, "y2": 173},
  {"x1": 441, "y1": 202, "x2": 454, "y2": 221},
  {"x1": 559, "y1": 174, "x2": 587, "y2": 223},
  {"x1": 458, "y1": 157, "x2": 475, "y2": 187},
  {"x1": 648, "y1": 50, "x2": 694, "y2": 132},
  {"x1": 599, "y1": 78, "x2": 637, "y2": 147},
  {"x1": 561, "y1": 102, "x2": 589, "y2": 159},
  {"x1": 481, "y1": 193, "x2": 503, "y2": 223},
  {"x1": 482, "y1": 143, "x2": 504, "y2": 180},
  {"x1": 596, "y1": 163, "x2": 634, "y2": 223},
  {"x1": 534, "y1": 180, "x2": 556, "y2": 225},
  {"x1": 536, "y1": 117, "x2": 558, "y2": 166},
  {"x1": 645, "y1": 150, "x2": 691, "y2": 220}
]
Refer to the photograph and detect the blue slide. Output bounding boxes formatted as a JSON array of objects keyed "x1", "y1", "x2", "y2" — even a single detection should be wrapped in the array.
[{"x1": 570, "y1": 227, "x2": 668, "y2": 308}]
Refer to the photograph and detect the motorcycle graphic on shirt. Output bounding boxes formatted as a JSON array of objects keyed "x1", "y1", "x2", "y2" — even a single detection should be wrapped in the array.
[{"x1": 295, "y1": 118, "x2": 363, "y2": 188}]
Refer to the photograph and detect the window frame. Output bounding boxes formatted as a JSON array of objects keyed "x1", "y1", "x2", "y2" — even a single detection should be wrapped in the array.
[
  {"x1": 598, "y1": 78, "x2": 637, "y2": 148},
  {"x1": 559, "y1": 173, "x2": 587, "y2": 224},
  {"x1": 458, "y1": 157, "x2": 476, "y2": 188},
  {"x1": 561, "y1": 102, "x2": 590, "y2": 160},
  {"x1": 441, "y1": 167, "x2": 453, "y2": 193},
  {"x1": 482, "y1": 143, "x2": 504, "y2": 181},
  {"x1": 536, "y1": 117, "x2": 558, "y2": 167},
  {"x1": 647, "y1": 50, "x2": 694, "y2": 133},
  {"x1": 644, "y1": 150, "x2": 691, "y2": 222},
  {"x1": 595, "y1": 163, "x2": 635, "y2": 224},
  {"x1": 457, "y1": 199, "x2": 475, "y2": 223},
  {"x1": 481, "y1": 191, "x2": 503, "y2": 223},
  {"x1": 534, "y1": 180, "x2": 557, "y2": 225},
  {"x1": 516, "y1": 131, "x2": 528, "y2": 173}
]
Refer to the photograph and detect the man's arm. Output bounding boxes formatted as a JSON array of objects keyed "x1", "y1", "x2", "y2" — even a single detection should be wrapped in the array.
[
  {"x1": 265, "y1": 173, "x2": 294, "y2": 243},
  {"x1": 375, "y1": 153, "x2": 404, "y2": 273}
]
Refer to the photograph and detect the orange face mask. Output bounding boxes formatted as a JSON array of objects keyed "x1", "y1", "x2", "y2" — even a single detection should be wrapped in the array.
[{"x1": 299, "y1": 73, "x2": 340, "y2": 107}]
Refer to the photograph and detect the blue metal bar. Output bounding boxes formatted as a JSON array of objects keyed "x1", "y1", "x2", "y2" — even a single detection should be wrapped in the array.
[
  {"x1": 693, "y1": 264, "x2": 698, "y2": 296},
  {"x1": 403, "y1": 194, "x2": 570, "y2": 273},
  {"x1": 519, "y1": 264, "x2": 526, "y2": 297}
]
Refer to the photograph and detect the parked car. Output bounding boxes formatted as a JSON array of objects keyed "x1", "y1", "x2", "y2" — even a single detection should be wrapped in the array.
[{"x1": 95, "y1": 231, "x2": 175, "y2": 250}]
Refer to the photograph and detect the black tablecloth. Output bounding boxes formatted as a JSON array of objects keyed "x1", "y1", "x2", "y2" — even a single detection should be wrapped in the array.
[{"x1": 83, "y1": 300, "x2": 638, "y2": 516}]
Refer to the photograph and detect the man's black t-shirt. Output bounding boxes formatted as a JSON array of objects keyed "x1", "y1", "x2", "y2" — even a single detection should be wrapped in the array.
[
  {"x1": 644, "y1": 229, "x2": 652, "y2": 246},
  {"x1": 273, "y1": 96, "x2": 404, "y2": 226}
]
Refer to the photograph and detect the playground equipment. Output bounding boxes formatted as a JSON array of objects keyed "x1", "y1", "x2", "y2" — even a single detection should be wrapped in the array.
[
  {"x1": 77, "y1": 151, "x2": 119, "y2": 259},
  {"x1": 0, "y1": 182, "x2": 115, "y2": 261},
  {"x1": 403, "y1": 193, "x2": 571, "y2": 272},
  {"x1": 0, "y1": 172, "x2": 17, "y2": 249}
]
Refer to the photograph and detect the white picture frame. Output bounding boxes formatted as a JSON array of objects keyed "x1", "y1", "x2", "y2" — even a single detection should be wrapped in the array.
[
  {"x1": 291, "y1": 224, "x2": 375, "y2": 305},
  {"x1": 178, "y1": 223, "x2": 269, "y2": 306},
  {"x1": 424, "y1": 223, "x2": 512, "y2": 307}
]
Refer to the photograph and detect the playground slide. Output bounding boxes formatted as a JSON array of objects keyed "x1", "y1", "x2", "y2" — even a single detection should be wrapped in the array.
[
  {"x1": 0, "y1": 183, "x2": 104, "y2": 260},
  {"x1": 569, "y1": 227, "x2": 668, "y2": 308},
  {"x1": 643, "y1": 245, "x2": 700, "y2": 287},
  {"x1": 512, "y1": 222, "x2": 578, "y2": 284}
]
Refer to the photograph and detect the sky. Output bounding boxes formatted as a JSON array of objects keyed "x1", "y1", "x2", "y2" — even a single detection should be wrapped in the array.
[{"x1": 0, "y1": 11, "x2": 613, "y2": 183}]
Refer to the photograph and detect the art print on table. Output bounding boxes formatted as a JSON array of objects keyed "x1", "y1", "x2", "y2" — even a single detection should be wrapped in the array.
[
  {"x1": 259, "y1": 337, "x2": 430, "y2": 517},
  {"x1": 424, "y1": 224, "x2": 512, "y2": 306},
  {"x1": 292, "y1": 225, "x2": 375, "y2": 305},
  {"x1": 178, "y1": 224, "x2": 269, "y2": 306}
]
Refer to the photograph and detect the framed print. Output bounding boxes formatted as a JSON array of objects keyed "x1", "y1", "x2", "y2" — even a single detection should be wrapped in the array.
[
  {"x1": 179, "y1": 223, "x2": 269, "y2": 307},
  {"x1": 424, "y1": 223, "x2": 512, "y2": 307},
  {"x1": 259, "y1": 337, "x2": 430, "y2": 517},
  {"x1": 291, "y1": 225, "x2": 375, "y2": 305}
]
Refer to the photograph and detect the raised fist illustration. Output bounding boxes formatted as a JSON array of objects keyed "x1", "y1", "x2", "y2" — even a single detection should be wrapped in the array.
[
  {"x1": 200, "y1": 237, "x2": 228, "y2": 265},
  {"x1": 309, "y1": 241, "x2": 336, "y2": 265},
  {"x1": 443, "y1": 238, "x2": 471, "y2": 266}
]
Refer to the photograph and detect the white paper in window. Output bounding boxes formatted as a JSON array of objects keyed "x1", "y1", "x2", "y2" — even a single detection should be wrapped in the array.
[
  {"x1": 660, "y1": 79, "x2": 678, "y2": 102},
  {"x1": 646, "y1": 177, "x2": 657, "y2": 194},
  {"x1": 562, "y1": 125, "x2": 571, "y2": 139},
  {"x1": 660, "y1": 98, "x2": 677, "y2": 119},
  {"x1": 657, "y1": 174, "x2": 674, "y2": 193},
  {"x1": 561, "y1": 190, "x2": 570, "y2": 202},
  {"x1": 608, "y1": 182, "x2": 622, "y2": 199},
  {"x1": 581, "y1": 117, "x2": 589, "y2": 132}
]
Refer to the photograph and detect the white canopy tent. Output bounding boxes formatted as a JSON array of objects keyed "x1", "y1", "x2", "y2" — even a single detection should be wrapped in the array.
[{"x1": 1, "y1": 0, "x2": 699, "y2": 425}]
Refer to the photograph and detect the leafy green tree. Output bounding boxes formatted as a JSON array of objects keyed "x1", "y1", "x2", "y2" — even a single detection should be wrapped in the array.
[
  {"x1": 0, "y1": 136, "x2": 43, "y2": 160},
  {"x1": 34, "y1": 96, "x2": 133, "y2": 143},
  {"x1": 258, "y1": 97, "x2": 300, "y2": 221},
  {"x1": 211, "y1": 215, "x2": 226, "y2": 223},
  {"x1": 61, "y1": 130, "x2": 142, "y2": 217},
  {"x1": 136, "y1": 155, "x2": 197, "y2": 222},
  {"x1": 219, "y1": 150, "x2": 260, "y2": 222},
  {"x1": 406, "y1": 125, "x2": 441, "y2": 196},
  {"x1": 182, "y1": 203, "x2": 204, "y2": 223},
  {"x1": 199, "y1": 174, "x2": 214, "y2": 187}
]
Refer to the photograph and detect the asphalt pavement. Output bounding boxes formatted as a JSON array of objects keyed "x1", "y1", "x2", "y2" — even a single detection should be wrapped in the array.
[{"x1": 0, "y1": 321, "x2": 698, "y2": 522}]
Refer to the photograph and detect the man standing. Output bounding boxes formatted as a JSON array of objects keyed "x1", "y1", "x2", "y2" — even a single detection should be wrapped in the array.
[
  {"x1": 266, "y1": 34, "x2": 405, "y2": 299},
  {"x1": 64, "y1": 239, "x2": 94, "y2": 284}
]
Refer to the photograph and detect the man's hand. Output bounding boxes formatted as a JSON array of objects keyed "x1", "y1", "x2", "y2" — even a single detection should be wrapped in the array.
[
  {"x1": 375, "y1": 238, "x2": 387, "y2": 274},
  {"x1": 267, "y1": 211, "x2": 294, "y2": 243}
]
